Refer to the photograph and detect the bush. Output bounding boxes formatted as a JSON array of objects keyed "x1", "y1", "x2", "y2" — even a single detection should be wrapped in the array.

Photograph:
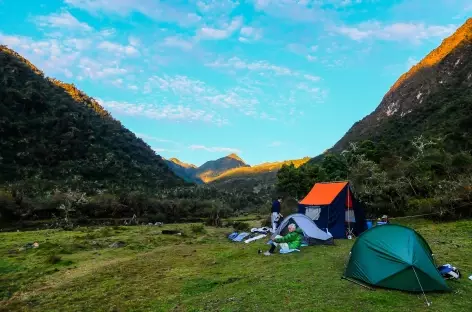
[
  {"x1": 232, "y1": 221, "x2": 250, "y2": 232},
  {"x1": 190, "y1": 224, "x2": 206, "y2": 234},
  {"x1": 47, "y1": 254, "x2": 62, "y2": 264}
]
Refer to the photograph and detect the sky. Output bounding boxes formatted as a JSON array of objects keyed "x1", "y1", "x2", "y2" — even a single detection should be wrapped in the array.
[{"x1": 0, "y1": 1, "x2": 470, "y2": 166}]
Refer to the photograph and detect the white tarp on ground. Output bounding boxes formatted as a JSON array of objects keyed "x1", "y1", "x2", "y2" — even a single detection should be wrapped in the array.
[{"x1": 275, "y1": 213, "x2": 333, "y2": 241}]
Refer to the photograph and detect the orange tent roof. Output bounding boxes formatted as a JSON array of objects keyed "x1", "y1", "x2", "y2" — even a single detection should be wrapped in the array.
[{"x1": 299, "y1": 181, "x2": 348, "y2": 205}]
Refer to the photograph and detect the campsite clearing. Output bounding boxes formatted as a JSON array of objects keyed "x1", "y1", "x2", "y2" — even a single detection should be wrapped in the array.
[{"x1": 0, "y1": 219, "x2": 471, "y2": 312}]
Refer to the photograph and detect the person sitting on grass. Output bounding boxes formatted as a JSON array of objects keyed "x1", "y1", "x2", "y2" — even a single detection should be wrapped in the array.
[{"x1": 263, "y1": 223, "x2": 303, "y2": 256}]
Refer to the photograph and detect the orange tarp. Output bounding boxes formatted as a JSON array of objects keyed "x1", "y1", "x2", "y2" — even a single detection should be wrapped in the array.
[{"x1": 299, "y1": 181, "x2": 348, "y2": 205}]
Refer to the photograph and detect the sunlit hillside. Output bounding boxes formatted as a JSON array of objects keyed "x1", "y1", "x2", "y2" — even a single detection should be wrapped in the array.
[{"x1": 207, "y1": 157, "x2": 310, "y2": 183}]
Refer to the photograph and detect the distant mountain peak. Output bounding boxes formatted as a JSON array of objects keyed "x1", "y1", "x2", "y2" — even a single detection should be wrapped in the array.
[
  {"x1": 227, "y1": 153, "x2": 245, "y2": 162},
  {"x1": 167, "y1": 157, "x2": 196, "y2": 169}
]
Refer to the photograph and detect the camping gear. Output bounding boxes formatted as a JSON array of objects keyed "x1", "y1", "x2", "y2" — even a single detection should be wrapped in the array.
[
  {"x1": 366, "y1": 220, "x2": 373, "y2": 229},
  {"x1": 279, "y1": 248, "x2": 300, "y2": 254},
  {"x1": 244, "y1": 234, "x2": 267, "y2": 243},
  {"x1": 228, "y1": 232, "x2": 238, "y2": 240},
  {"x1": 299, "y1": 181, "x2": 367, "y2": 239},
  {"x1": 232, "y1": 232, "x2": 250, "y2": 242},
  {"x1": 250, "y1": 227, "x2": 271, "y2": 234},
  {"x1": 438, "y1": 264, "x2": 461, "y2": 279},
  {"x1": 343, "y1": 224, "x2": 450, "y2": 294},
  {"x1": 273, "y1": 213, "x2": 334, "y2": 245}
]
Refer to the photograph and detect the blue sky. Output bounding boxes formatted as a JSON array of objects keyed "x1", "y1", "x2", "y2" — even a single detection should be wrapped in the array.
[{"x1": 0, "y1": 0, "x2": 470, "y2": 166}]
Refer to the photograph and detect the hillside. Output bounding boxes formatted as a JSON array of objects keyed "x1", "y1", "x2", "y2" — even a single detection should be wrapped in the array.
[
  {"x1": 331, "y1": 18, "x2": 472, "y2": 153},
  {"x1": 208, "y1": 157, "x2": 310, "y2": 194},
  {"x1": 164, "y1": 158, "x2": 203, "y2": 184},
  {"x1": 164, "y1": 153, "x2": 251, "y2": 184},
  {"x1": 280, "y1": 19, "x2": 472, "y2": 219},
  {"x1": 196, "y1": 153, "x2": 249, "y2": 182},
  {"x1": 0, "y1": 45, "x2": 185, "y2": 194}
]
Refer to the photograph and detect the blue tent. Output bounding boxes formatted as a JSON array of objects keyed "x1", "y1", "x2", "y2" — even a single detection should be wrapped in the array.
[{"x1": 298, "y1": 181, "x2": 367, "y2": 239}]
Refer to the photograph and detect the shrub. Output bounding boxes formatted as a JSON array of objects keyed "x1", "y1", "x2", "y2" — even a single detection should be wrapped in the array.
[
  {"x1": 232, "y1": 221, "x2": 250, "y2": 232},
  {"x1": 47, "y1": 254, "x2": 62, "y2": 264},
  {"x1": 190, "y1": 224, "x2": 206, "y2": 234}
]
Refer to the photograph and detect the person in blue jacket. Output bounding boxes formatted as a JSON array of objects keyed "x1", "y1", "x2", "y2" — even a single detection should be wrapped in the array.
[{"x1": 271, "y1": 197, "x2": 282, "y2": 232}]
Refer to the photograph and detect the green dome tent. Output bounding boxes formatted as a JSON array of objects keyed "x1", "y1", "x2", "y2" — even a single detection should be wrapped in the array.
[{"x1": 343, "y1": 224, "x2": 450, "y2": 293}]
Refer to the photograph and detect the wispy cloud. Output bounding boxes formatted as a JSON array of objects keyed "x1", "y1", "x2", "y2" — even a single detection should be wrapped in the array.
[
  {"x1": 188, "y1": 144, "x2": 241, "y2": 153},
  {"x1": 197, "y1": 16, "x2": 243, "y2": 40},
  {"x1": 152, "y1": 147, "x2": 179, "y2": 153},
  {"x1": 98, "y1": 41, "x2": 140, "y2": 56},
  {"x1": 97, "y1": 99, "x2": 228, "y2": 125},
  {"x1": 206, "y1": 56, "x2": 294, "y2": 76},
  {"x1": 35, "y1": 11, "x2": 92, "y2": 31},
  {"x1": 144, "y1": 75, "x2": 210, "y2": 95},
  {"x1": 135, "y1": 133, "x2": 175, "y2": 144},
  {"x1": 239, "y1": 26, "x2": 263, "y2": 42},
  {"x1": 78, "y1": 57, "x2": 127, "y2": 79},
  {"x1": 268, "y1": 141, "x2": 282, "y2": 147},
  {"x1": 162, "y1": 36, "x2": 194, "y2": 51},
  {"x1": 252, "y1": 0, "x2": 330, "y2": 23},
  {"x1": 206, "y1": 56, "x2": 322, "y2": 83},
  {"x1": 65, "y1": 0, "x2": 201, "y2": 27},
  {"x1": 334, "y1": 21, "x2": 457, "y2": 44}
]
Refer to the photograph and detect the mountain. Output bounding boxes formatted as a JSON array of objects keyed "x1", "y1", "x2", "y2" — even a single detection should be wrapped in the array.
[
  {"x1": 208, "y1": 157, "x2": 310, "y2": 194},
  {"x1": 331, "y1": 18, "x2": 472, "y2": 153},
  {"x1": 195, "y1": 153, "x2": 249, "y2": 182},
  {"x1": 0, "y1": 46, "x2": 185, "y2": 193},
  {"x1": 164, "y1": 158, "x2": 203, "y2": 184}
]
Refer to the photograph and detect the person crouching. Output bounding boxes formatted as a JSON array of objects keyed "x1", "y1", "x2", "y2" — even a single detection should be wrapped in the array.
[{"x1": 263, "y1": 223, "x2": 302, "y2": 256}]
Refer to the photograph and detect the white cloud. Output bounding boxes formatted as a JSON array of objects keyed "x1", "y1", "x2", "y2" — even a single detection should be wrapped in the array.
[
  {"x1": 0, "y1": 33, "x2": 79, "y2": 77},
  {"x1": 207, "y1": 56, "x2": 322, "y2": 83},
  {"x1": 78, "y1": 57, "x2": 127, "y2": 79},
  {"x1": 128, "y1": 85, "x2": 139, "y2": 91},
  {"x1": 334, "y1": 21, "x2": 457, "y2": 44},
  {"x1": 135, "y1": 133, "x2": 174, "y2": 144},
  {"x1": 306, "y1": 55, "x2": 317, "y2": 62},
  {"x1": 128, "y1": 36, "x2": 140, "y2": 47},
  {"x1": 98, "y1": 99, "x2": 228, "y2": 125},
  {"x1": 144, "y1": 75, "x2": 210, "y2": 95},
  {"x1": 98, "y1": 41, "x2": 140, "y2": 56},
  {"x1": 268, "y1": 141, "x2": 282, "y2": 147},
  {"x1": 64, "y1": 38, "x2": 92, "y2": 50},
  {"x1": 188, "y1": 145, "x2": 241, "y2": 153},
  {"x1": 252, "y1": 0, "x2": 329, "y2": 23},
  {"x1": 152, "y1": 147, "x2": 179, "y2": 153},
  {"x1": 162, "y1": 36, "x2": 193, "y2": 51},
  {"x1": 239, "y1": 26, "x2": 263, "y2": 42},
  {"x1": 206, "y1": 56, "x2": 294, "y2": 76},
  {"x1": 35, "y1": 11, "x2": 92, "y2": 31},
  {"x1": 304, "y1": 74, "x2": 320, "y2": 82},
  {"x1": 65, "y1": 0, "x2": 201, "y2": 27},
  {"x1": 197, "y1": 16, "x2": 243, "y2": 40},
  {"x1": 197, "y1": 0, "x2": 239, "y2": 13}
]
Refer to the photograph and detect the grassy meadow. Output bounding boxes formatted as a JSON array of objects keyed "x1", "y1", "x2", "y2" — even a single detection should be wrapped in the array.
[{"x1": 0, "y1": 219, "x2": 471, "y2": 312}]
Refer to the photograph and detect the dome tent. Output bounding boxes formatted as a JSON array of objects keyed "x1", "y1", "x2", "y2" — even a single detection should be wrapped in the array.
[
  {"x1": 298, "y1": 181, "x2": 367, "y2": 239},
  {"x1": 274, "y1": 213, "x2": 334, "y2": 245},
  {"x1": 343, "y1": 224, "x2": 450, "y2": 293}
]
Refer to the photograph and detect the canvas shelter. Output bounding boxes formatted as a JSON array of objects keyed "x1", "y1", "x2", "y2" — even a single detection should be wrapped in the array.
[
  {"x1": 298, "y1": 181, "x2": 367, "y2": 239},
  {"x1": 343, "y1": 224, "x2": 450, "y2": 293},
  {"x1": 274, "y1": 213, "x2": 334, "y2": 245}
]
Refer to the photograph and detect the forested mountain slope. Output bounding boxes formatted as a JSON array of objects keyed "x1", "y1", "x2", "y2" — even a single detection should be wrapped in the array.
[{"x1": 0, "y1": 46, "x2": 185, "y2": 195}]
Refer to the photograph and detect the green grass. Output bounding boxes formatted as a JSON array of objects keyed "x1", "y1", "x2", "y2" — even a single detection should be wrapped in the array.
[{"x1": 0, "y1": 219, "x2": 471, "y2": 311}]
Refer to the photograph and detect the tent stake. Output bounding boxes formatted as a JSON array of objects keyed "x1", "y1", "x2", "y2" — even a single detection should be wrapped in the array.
[{"x1": 341, "y1": 276, "x2": 375, "y2": 290}]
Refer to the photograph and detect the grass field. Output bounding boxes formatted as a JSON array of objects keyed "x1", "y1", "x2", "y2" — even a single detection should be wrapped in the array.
[{"x1": 0, "y1": 219, "x2": 471, "y2": 312}]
